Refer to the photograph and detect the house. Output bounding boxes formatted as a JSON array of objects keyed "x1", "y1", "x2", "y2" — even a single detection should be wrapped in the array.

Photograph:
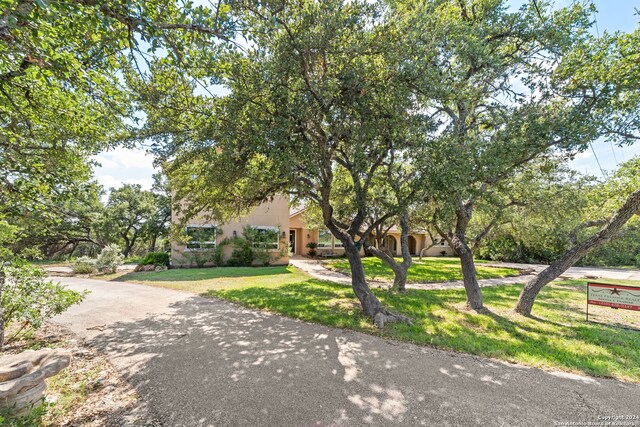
[
  {"x1": 171, "y1": 198, "x2": 454, "y2": 267},
  {"x1": 289, "y1": 208, "x2": 455, "y2": 258},
  {"x1": 171, "y1": 195, "x2": 291, "y2": 267}
]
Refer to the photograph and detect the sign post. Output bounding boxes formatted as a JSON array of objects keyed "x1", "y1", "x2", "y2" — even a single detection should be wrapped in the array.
[{"x1": 586, "y1": 282, "x2": 640, "y2": 325}]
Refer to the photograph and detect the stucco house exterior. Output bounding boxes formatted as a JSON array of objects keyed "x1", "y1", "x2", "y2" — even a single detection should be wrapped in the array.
[
  {"x1": 171, "y1": 197, "x2": 454, "y2": 267},
  {"x1": 171, "y1": 195, "x2": 291, "y2": 267},
  {"x1": 289, "y1": 208, "x2": 455, "y2": 258}
]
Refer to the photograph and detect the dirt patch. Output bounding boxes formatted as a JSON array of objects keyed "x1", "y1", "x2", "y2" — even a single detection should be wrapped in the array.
[{"x1": 3, "y1": 323, "x2": 159, "y2": 426}]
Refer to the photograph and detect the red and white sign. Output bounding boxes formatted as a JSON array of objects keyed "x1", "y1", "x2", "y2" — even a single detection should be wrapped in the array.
[{"x1": 587, "y1": 282, "x2": 640, "y2": 312}]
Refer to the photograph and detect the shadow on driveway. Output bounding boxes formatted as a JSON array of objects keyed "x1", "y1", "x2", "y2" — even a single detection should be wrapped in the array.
[{"x1": 84, "y1": 294, "x2": 639, "y2": 427}]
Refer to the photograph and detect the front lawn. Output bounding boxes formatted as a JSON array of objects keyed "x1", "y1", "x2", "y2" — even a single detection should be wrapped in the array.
[
  {"x1": 100, "y1": 265, "x2": 640, "y2": 382},
  {"x1": 209, "y1": 277, "x2": 640, "y2": 382},
  {"x1": 323, "y1": 256, "x2": 520, "y2": 283},
  {"x1": 104, "y1": 265, "x2": 310, "y2": 293}
]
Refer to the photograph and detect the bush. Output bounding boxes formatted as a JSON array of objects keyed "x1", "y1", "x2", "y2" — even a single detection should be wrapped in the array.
[
  {"x1": 212, "y1": 242, "x2": 227, "y2": 267},
  {"x1": 2, "y1": 264, "x2": 87, "y2": 343},
  {"x1": 227, "y1": 238, "x2": 255, "y2": 266},
  {"x1": 253, "y1": 248, "x2": 272, "y2": 266},
  {"x1": 95, "y1": 244, "x2": 124, "y2": 274},
  {"x1": 306, "y1": 242, "x2": 318, "y2": 257},
  {"x1": 139, "y1": 251, "x2": 170, "y2": 267},
  {"x1": 71, "y1": 256, "x2": 96, "y2": 274},
  {"x1": 182, "y1": 250, "x2": 214, "y2": 268},
  {"x1": 0, "y1": 403, "x2": 49, "y2": 427}
]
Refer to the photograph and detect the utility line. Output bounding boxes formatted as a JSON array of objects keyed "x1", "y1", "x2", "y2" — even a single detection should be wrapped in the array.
[
  {"x1": 590, "y1": 9, "x2": 609, "y2": 176},
  {"x1": 590, "y1": 141, "x2": 607, "y2": 179},
  {"x1": 610, "y1": 140, "x2": 619, "y2": 165}
]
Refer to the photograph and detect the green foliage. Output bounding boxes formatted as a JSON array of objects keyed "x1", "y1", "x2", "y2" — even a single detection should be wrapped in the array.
[
  {"x1": 181, "y1": 249, "x2": 215, "y2": 268},
  {"x1": 2, "y1": 264, "x2": 86, "y2": 342},
  {"x1": 95, "y1": 244, "x2": 124, "y2": 274},
  {"x1": 223, "y1": 226, "x2": 284, "y2": 267},
  {"x1": 477, "y1": 157, "x2": 640, "y2": 266},
  {"x1": 71, "y1": 257, "x2": 97, "y2": 274},
  {"x1": 98, "y1": 185, "x2": 161, "y2": 257},
  {"x1": 579, "y1": 219, "x2": 640, "y2": 267},
  {"x1": 0, "y1": 403, "x2": 49, "y2": 427},
  {"x1": 139, "y1": 252, "x2": 170, "y2": 267},
  {"x1": 227, "y1": 238, "x2": 255, "y2": 267},
  {"x1": 306, "y1": 242, "x2": 318, "y2": 257},
  {"x1": 212, "y1": 243, "x2": 226, "y2": 267},
  {"x1": 1, "y1": 0, "x2": 233, "y2": 221}
]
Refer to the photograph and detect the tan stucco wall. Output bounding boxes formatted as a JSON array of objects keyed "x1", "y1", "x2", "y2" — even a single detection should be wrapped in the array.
[
  {"x1": 172, "y1": 195, "x2": 290, "y2": 267},
  {"x1": 288, "y1": 210, "x2": 455, "y2": 258}
]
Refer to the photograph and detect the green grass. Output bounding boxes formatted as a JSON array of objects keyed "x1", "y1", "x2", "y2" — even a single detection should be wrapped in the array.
[
  {"x1": 124, "y1": 256, "x2": 145, "y2": 264},
  {"x1": 209, "y1": 277, "x2": 640, "y2": 382},
  {"x1": 102, "y1": 265, "x2": 640, "y2": 381},
  {"x1": 29, "y1": 259, "x2": 71, "y2": 267},
  {"x1": 324, "y1": 256, "x2": 520, "y2": 283},
  {"x1": 104, "y1": 265, "x2": 310, "y2": 293}
]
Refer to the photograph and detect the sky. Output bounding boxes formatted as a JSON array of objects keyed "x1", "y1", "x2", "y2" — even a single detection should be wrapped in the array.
[{"x1": 92, "y1": 0, "x2": 640, "y2": 192}]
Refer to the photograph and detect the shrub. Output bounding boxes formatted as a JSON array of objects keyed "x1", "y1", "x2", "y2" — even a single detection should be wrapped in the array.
[
  {"x1": 227, "y1": 238, "x2": 254, "y2": 266},
  {"x1": 71, "y1": 256, "x2": 97, "y2": 274},
  {"x1": 212, "y1": 242, "x2": 227, "y2": 267},
  {"x1": 253, "y1": 248, "x2": 272, "y2": 266},
  {"x1": 139, "y1": 251, "x2": 170, "y2": 267},
  {"x1": 306, "y1": 242, "x2": 318, "y2": 257},
  {"x1": 2, "y1": 264, "x2": 87, "y2": 343},
  {"x1": 0, "y1": 403, "x2": 49, "y2": 427},
  {"x1": 95, "y1": 244, "x2": 124, "y2": 274},
  {"x1": 182, "y1": 250, "x2": 214, "y2": 268}
]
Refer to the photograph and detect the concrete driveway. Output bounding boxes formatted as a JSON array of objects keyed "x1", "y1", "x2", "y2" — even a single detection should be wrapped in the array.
[
  {"x1": 53, "y1": 276, "x2": 640, "y2": 427},
  {"x1": 482, "y1": 262, "x2": 640, "y2": 281}
]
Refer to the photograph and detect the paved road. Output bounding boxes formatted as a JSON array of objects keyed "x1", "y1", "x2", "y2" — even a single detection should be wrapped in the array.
[{"x1": 53, "y1": 276, "x2": 640, "y2": 427}]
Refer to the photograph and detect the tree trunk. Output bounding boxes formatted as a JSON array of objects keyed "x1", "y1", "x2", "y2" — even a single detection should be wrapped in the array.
[
  {"x1": 446, "y1": 202, "x2": 484, "y2": 310},
  {"x1": 149, "y1": 234, "x2": 157, "y2": 253},
  {"x1": 0, "y1": 268, "x2": 5, "y2": 349},
  {"x1": 341, "y1": 239, "x2": 412, "y2": 328},
  {"x1": 456, "y1": 246, "x2": 483, "y2": 309},
  {"x1": 365, "y1": 213, "x2": 412, "y2": 291},
  {"x1": 515, "y1": 188, "x2": 640, "y2": 315}
]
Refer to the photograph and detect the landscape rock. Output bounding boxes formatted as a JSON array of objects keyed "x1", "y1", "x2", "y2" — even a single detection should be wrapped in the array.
[{"x1": 0, "y1": 348, "x2": 71, "y2": 414}]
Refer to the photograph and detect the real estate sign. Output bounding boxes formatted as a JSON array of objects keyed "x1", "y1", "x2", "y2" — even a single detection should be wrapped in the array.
[{"x1": 587, "y1": 282, "x2": 640, "y2": 312}]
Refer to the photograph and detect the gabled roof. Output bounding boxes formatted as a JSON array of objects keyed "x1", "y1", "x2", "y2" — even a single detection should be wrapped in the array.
[{"x1": 289, "y1": 206, "x2": 305, "y2": 217}]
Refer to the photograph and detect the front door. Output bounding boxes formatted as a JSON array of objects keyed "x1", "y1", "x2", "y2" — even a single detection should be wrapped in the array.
[{"x1": 289, "y1": 229, "x2": 296, "y2": 254}]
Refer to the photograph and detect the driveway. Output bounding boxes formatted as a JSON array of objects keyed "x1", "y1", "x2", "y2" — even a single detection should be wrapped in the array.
[
  {"x1": 53, "y1": 276, "x2": 640, "y2": 426},
  {"x1": 486, "y1": 262, "x2": 640, "y2": 281}
]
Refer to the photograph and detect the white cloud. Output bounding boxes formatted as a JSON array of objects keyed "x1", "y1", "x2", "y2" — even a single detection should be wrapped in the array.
[
  {"x1": 93, "y1": 147, "x2": 157, "y2": 170},
  {"x1": 92, "y1": 146, "x2": 159, "y2": 193}
]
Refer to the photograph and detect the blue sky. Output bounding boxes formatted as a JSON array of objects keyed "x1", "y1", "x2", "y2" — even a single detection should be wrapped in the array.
[{"x1": 92, "y1": 0, "x2": 640, "y2": 191}]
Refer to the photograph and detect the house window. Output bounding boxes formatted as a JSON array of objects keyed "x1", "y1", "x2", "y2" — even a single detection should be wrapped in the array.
[
  {"x1": 318, "y1": 230, "x2": 332, "y2": 248},
  {"x1": 252, "y1": 226, "x2": 280, "y2": 250},
  {"x1": 185, "y1": 225, "x2": 217, "y2": 249}
]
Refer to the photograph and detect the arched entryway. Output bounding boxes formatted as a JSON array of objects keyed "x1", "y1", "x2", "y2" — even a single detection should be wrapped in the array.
[
  {"x1": 385, "y1": 235, "x2": 398, "y2": 254},
  {"x1": 408, "y1": 235, "x2": 417, "y2": 256}
]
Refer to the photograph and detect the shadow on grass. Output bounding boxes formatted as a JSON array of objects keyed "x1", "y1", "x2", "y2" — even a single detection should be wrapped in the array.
[
  {"x1": 112, "y1": 265, "x2": 294, "y2": 283},
  {"x1": 210, "y1": 279, "x2": 640, "y2": 382}
]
